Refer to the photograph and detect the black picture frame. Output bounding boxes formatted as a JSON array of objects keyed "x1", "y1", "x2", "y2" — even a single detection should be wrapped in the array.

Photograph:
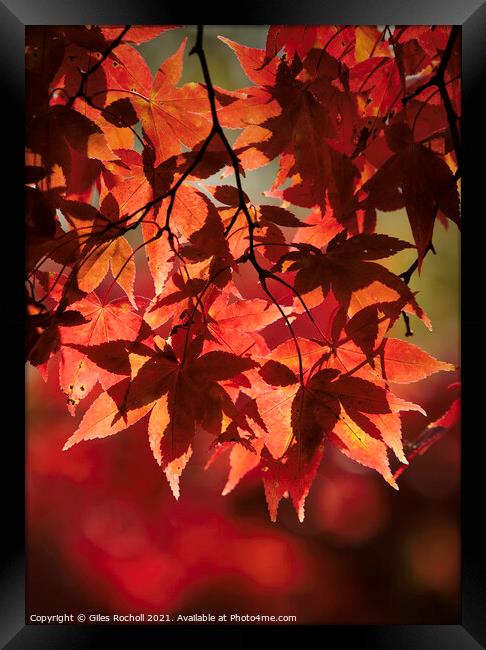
[{"x1": 3, "y1": 1, "x2": 485, "y2": 646}]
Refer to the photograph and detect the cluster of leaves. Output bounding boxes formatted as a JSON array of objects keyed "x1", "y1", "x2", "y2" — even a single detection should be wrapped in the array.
[{"x1": 26, "y1": 24, "x2": 460, "y2": 521}]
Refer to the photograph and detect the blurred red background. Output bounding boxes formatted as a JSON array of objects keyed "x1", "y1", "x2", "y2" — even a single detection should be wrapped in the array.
[{"x1": 27, "y1": 356, "x2": 460, "y2": 624}]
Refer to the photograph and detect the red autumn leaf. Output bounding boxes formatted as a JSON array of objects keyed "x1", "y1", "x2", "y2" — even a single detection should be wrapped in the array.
[
  {"x1": 364, "y1": 122, "x2": 460, "y2": 265},
  {"x1": 62, "y1": 377, "x2": 153, "y2": 451},
  {"x1": 370, "y1": 338, "x2": 456, "y2": 383},
  {"x1": 219, "y1": 437, "x2": 265, "y2": 496},
  {"x1": 226, "y1": 52, "x2": 339, "y2": 211},
  {"x1": 131, "y1": 39, "x2": 212, "y2": 166},
  {"x1": 293, "y1": 371, "x2": 421, "y2": 483},
  {"x1": 277, "y1": 233, "x2": 420, "y2": 315},
  {"x1": 58, "y1": 292, "x2": 145, "y2": 413},
  {"x1": 65, "y1": 335, "x2": 258, "y2": 496},
  {"x1": 201, "y1": 287, "x2": 286, "y2": 357},
  {"x1": 30, "y1": 105, "x2": 117, "y2": 181}
]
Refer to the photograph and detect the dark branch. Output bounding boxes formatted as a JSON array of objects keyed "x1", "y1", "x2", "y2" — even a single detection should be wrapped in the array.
[
  {"x1": 402, "y1": 26, "x2": 461, "y2": 171},
  {"x1": 189, "y1": 25, "x2": 306, "y2": 387}
]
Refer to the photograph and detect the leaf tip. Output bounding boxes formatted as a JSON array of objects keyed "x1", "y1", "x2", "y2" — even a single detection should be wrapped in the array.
[{"x1": 166, "y1": 475, "x2": 181, "y2": 500}]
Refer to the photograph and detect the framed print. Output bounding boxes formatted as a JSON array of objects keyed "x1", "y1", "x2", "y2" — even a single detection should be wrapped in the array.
[{"x1": 3, "y1": 0, "x2": 485, "y2": 647}]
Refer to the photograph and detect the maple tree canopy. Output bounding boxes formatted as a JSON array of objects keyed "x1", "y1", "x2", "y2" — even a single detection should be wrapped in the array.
[{"x1": 26, "y1": 24, "x2": 460, "y2": 521}]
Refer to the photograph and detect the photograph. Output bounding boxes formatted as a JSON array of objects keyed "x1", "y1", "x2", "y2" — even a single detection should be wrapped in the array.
[
  {"x1": 24, "y1": 22, "x2": 462, "y2": 627},
  {"x1": 0, "y1": 1, "x2": 479, "y2": 644}
]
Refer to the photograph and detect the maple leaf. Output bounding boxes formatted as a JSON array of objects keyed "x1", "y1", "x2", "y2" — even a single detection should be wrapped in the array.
[
  {"x1": 131, "y1": 39, "x2": 211, "y2": 166},
  {"x1": 277, "y1": 232, "x2": 421, "y2": 315},
  {"x1": 51, "y1": 42, "x2": 108, "y2": 104},
  {"x1": 102, "y1": 43, "x2": 154, "y2": 103},
  {"x1": 263, "y1": 366, "x2": 428, "y2": 520},
  {"x1": 65, "y1": 333, "x2": 259, "y2": 496},
  {"x1": 220, "y1": 437, "x2": 265, "y2": 496},
  {"x1": 291, "y1": 205, "x2": 343, "y2": 251},
  {"x1": 272, "y1": 369, "x2": 421, "y2": 518},
  {"x1": 26, "y1": 295, "x2": 89, "y2": 380},
  {"x1": 173, "y1": 133, "x2": 232, "y2": 180},
  {"x1": 221, "y1": 38, "x2": 362, "y2": 211},
  {"x1": 218, "y1": 36, "x2": 280, "y2": 87},
  {"x1": 58, "y1": 292, "x2": 146, "y2": 413},
  {"x1": 232, "y1": 60, "x2": 337, "y2": 210},
  {"x1": 354, "y1": 26, "x2": 392, "y2": 63},
  {"x1": 200, "y1": 287, "x2": 288, "y2": 358},
  {"x1": 329, "y1": 336, "x2": 456, "y2": 384},
  {"x1": 363, "y1": 122, "x2": 460, "y2": 265},
  {"x1": 205, "y1": 184, "x2": 250, "y2": 207},
  {"x1": 62, "y1": 376, "x2": 152, "y2": 451},
  {"x1": 251, "y1": 313, "x2": 452, "y2": 521},
  {"x1": 249, "y1": 337, "x2": 326, "y2": 459}
]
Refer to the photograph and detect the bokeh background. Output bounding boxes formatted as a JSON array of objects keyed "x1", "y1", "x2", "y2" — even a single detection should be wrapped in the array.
[{"x1": 26, "y1": 26, "x2": 460, "y2": 624}]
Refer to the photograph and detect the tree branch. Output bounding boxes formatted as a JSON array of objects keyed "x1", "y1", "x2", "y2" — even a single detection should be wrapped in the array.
[
  {"x1": 402, "y1": 26, "x2": 461, "y2": 171},
  {"x1": 189, "y1": 24, "x2": 306, "y2": 387},
  {"x1": 398, "y1": 239, "x2": 436, "y2": 337}
]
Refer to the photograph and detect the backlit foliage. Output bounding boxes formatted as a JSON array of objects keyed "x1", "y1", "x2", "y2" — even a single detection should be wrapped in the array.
[{"x1": 26, "y1": 25, "x2": 460, "y2": 521}]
